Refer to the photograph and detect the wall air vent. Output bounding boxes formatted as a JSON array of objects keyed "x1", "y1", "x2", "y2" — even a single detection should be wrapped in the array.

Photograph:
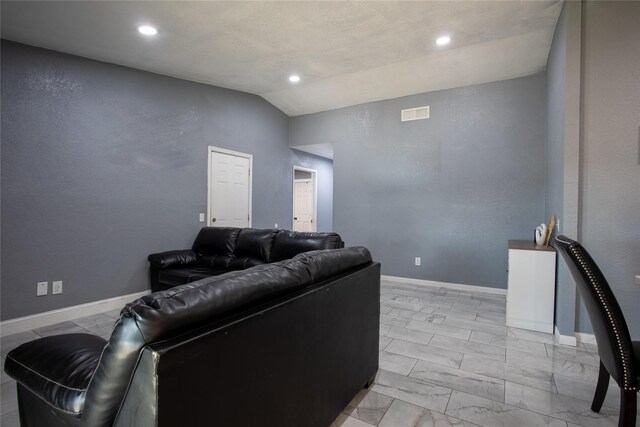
[{"x1": 401, "y1": 106, "x2": 429, "y2": 122}]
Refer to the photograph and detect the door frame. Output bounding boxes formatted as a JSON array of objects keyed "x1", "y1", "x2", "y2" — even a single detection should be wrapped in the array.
[
  {"x1": 207, "y1": 146, "x2": 253, "y2": 227},
  {"x1": 292, "y1": 166, "x2": 317, "y2": 232}
]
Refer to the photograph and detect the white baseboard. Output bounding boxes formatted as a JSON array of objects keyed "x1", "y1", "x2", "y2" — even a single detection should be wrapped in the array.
[
  {"x1": 575, "y1": 332, "x2": 597, "y2": 345},
  {"x1": 381, "y1": 275, "x2": 507, "y2": 296},
  {"x1": 506, "y1": 317, "x2": 553, "y2": 334},
  {"x1": 0, "y1": 291, "x2": 149, "y2": 337},
  {"x1": 554, "y1": 325, "x2": 578, "y2": 347}
]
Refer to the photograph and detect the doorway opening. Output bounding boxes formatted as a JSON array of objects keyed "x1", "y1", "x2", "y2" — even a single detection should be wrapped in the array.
[
  {"x1": 292, "y1": 166, "x2": 317, "y2": 232},
  {"x1": 208, "y1": 146, "x2": 252, "y2": 228}
]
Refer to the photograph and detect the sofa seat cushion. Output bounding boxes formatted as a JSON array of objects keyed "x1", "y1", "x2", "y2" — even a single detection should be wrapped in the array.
[
  {"x1": 4, "y1": 333, "x2": 106, "y2": 415},
  {"x1": 158, "y1": 267, "x2": 225, "y2": 286}
]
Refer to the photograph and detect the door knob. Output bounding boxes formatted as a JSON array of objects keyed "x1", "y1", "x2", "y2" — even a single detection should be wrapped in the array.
[{"x1": 211, "y1": 218, "x2": 217, "y2": 223}]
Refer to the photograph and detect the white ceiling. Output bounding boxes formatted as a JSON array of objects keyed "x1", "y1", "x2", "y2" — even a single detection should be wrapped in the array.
[{"x1": 1, "y1": 1, "x2": 562, "y2": 117}]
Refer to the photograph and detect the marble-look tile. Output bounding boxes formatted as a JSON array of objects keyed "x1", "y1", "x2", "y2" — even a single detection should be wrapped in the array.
[
  {"x1": 1, "y1": 357, "x2": 11, "y2": 385},
  {"x1": 545, "y1": 343, "x2": 600, "y2": 367},
  {"x1": 0, "y1": 331, "x2": 41, "y2": 358},
  {"x1": 1, "y1": 381, "x2": 17, "y2": 416},
  {"x1": 553, "y1": 374, "x2": 621, "y2": 410},
  {"x1": 379, "y1": 351, "x2": 418, "y2": 375},
  {"x1": 380, "y1": 315, "x2": 410, "y2": 328},
  {"x1": 387, "y1": 308, "x2": 446, "y2": 324},
  {"x1": 331, "y1": 413, "x2": 377, "y2": 427},
  {"x1": 72, "y1": 313, "x2": 114, "y2": 329},
  {"x1": 380, "y1": 297, "x2": 424, "y2": 311},
  {"x1": 429, "y1": 335, "x2": 505, "y2": 363},
  {"x1": 343, "y1": 389, "x2": 394, "y2": 425},
  {"x1": 446, "y1": 390, "x2": 568, "y2": 427},
  {"x1": 0, "y1": 410, "x2": 20, "y2": 427},
  {"x1": 410, "y1": 360, "x2": 505, "y2": 402},
  {"x1": 506, "y1": 348, "x2": 599, "y2": 383},
  {"x1": 406, "y1": 319, "x2": 472, "y2": 341},
  {"x1": 507, "y1": 327, "x2": 555, "y2": 344},
  {"x1": 385, "y1": 339, "x2": 463, "y2": 369},
  {"x1": 474, "y1": 312, "x2": 506, "y2": 326},
  {"x1": 380, "y1": 305, "x2": 393, "y2": 315},
  {"x1": 442, "y1": 318, "x2": 507, "y2": 336},
  {"x1": 419, "y1": 305, "x2": 441, "y2": 314},
  {"x1": 461, "y1": 354, "x2": 557, "y2": 392},
  {"x1": 371, "y1": 369, "x2": 452, "y2": 412},
  {"x1": 103, "y1": 309, "x2": 123, "y2": 319},
  {"x1": 451, "y1": 302, "x2": 505, "y2": 315},
  {"x1": 432, "y1": 307, "x2": 478, "y2": 321},
  {"x1": 504, "y1": 381, "x2": 618, "y2": 427},
  {"x1": 469, "y1": 330, "x2": 547, "y2": 356},
  {"x1": 582, "y1": 342, "x2": 598, "y2": 353},
  {"x1": 33, "y1": 321, "x2": 89, "y2": 337},
  {"x1": 380, "y1": 325, "x2": 434, "y2": 345},
  {"x1": 388, "y1": 308, "x2": 423, "y2": 320},
  {"x1": 379, "y1": 399, "x2": 478, "y2": 427},
  {"x1": 379, "y1": 335, "x2": 393, "y2": 350},
  {"x1": 431, "y1": 295, "x2": 480, "y2": 307}
]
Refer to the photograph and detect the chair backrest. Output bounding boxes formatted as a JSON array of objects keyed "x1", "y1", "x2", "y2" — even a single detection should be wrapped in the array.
[{"x1": 554, "y1": 235, "x2": 637, "y2": 390}]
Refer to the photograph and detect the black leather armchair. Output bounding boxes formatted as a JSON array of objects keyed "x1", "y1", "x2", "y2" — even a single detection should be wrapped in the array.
[{"x1": 555, "y1": 235, "x2": 638, "y2": 427}]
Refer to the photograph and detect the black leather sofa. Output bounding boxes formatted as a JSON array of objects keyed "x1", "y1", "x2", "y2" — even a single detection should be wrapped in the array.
[
  {"x1": 5, "y1": 247, "x2": 380, "y2": 427},
  {"x1": 148, "y1": 227, "x2": 344, "y2": 292}
]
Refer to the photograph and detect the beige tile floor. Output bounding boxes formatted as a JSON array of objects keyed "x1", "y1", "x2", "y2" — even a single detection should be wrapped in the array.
[{"x1": 2, "y1": 280, "x2": 638, "y2": 426}]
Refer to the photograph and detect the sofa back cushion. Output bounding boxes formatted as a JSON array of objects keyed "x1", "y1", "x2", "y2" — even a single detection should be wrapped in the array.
[
  {"x1": 228, "y1": 228, "x2": 278, "y2": 270},
  {"x1": 192, "y1": 227, "x2": 240, "y2": 269},
  {"x1": 270, "y1": 231, "x2": 343, "y2": 262}
]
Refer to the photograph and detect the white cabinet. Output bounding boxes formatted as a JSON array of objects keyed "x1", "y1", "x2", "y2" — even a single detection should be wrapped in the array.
[{"x1": 507, "y1": 240, "x2": 556, "y2": 334}]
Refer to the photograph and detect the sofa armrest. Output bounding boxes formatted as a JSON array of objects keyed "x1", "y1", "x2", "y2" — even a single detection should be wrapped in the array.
[
  {"x1": 148, "y1": 249, "x2": 198, "y2": 270},
  {"x1": 4, "y1": 333, "x2": 107, "y2": 415}
]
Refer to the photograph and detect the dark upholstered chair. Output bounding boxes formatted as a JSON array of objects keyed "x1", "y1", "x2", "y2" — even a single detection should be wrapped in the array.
[{"x1": 555, "y1": 235, "x2": 638, "y2": 427}]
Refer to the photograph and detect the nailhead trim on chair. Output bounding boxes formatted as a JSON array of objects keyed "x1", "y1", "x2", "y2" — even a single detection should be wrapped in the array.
[{"x1": 567, "y1": 241, "x2": 637, "y2": 391}]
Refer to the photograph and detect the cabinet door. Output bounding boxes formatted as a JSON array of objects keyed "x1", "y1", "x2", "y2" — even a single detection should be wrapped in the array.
[{"x1": 507, "y1": 249, "x2": 556, "y2": 333}]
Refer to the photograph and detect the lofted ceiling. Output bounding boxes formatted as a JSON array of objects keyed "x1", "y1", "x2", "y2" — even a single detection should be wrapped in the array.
[{"x1": 1, "y1": 1, "x2": 562, "y2": 117}]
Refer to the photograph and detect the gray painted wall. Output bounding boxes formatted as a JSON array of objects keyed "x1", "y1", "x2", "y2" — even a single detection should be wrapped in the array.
[
  {"x1": 579, "y1": 1, "x2": 640, "y2": 338},
  {"x1": 1, "y1": 40, "x2": 333, "y2": 320},
  {"x1": 292, "y1": 74, "x2": 547, "y2": 289},
  {"x1": 545, "y1": 1, "x2": 580, "y2": 337}
]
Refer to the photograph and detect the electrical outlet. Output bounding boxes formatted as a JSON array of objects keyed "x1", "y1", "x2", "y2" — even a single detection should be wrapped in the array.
[
  {"x1": 37, "y1": 282, "x2": 48, "y2": 296},
  {"x1": 52, "y1": 281, "x2": 63, "y2": 295},
  {"x1": 415, "y1": 257, "x2": 421, "y2": 266}
]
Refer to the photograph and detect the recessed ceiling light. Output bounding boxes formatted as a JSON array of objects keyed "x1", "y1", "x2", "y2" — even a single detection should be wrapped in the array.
[
  {"x1": 436, "y1": 35, "x2": 451, "y2": 46},
  {"x1": 138, "y1": 25, "x2": 158, "y2": 36},
  {"x1": 289, "y1": 74, "x2": 301, "y2": 83}
]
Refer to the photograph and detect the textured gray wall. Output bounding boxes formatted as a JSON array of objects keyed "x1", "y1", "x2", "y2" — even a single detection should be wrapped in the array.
[
  {"x1": 545, "y1": 1, "x2": 580, "y2": 337},
  {"x1": 1, "y1": 40, "x2": 333, "y2": 320},
  {"x1": 292, "y1": 74, "x2": 547, "y2": 289},
  {"x1": 579, "y1": 1, "x2": 640, "y2": 338}
]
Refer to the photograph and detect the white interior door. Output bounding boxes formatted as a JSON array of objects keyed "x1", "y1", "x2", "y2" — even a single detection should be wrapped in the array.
[
  {"x1": 293, "y1": 179, "x2": 315, "y2": 232},
  {"x1": 208, "y1": 148, "x2": 252, "y2": 227}
]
